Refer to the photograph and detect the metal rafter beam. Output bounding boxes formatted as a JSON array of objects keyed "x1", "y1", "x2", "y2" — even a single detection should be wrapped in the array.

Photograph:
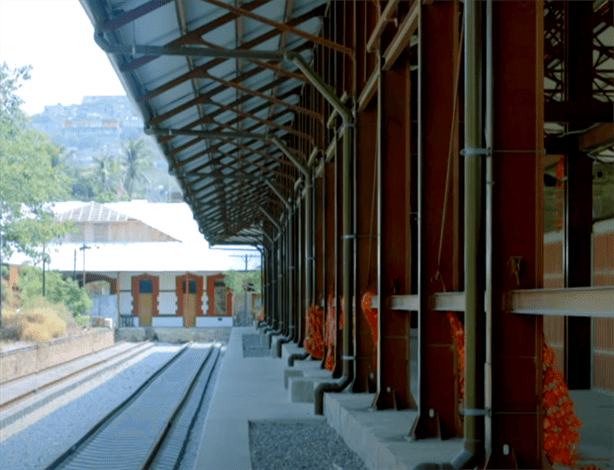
[
  {"x1": 121, "y1": 0, "x2": 272, "y2": 72},
  {"x1": 137, "y1": 3, "x2": 326, "y2": 100},
  {"x1": 205, "y1": 97, "x2": 311, "y2": 140},
  {"x1": 196, "y1": 37, "x2": 308, "y2": 82},
  {"x1": 166, "y1": 109, "x2": 290, "y2": 168},
  {"x1": 159, "y1": 84, "x2": 298, "y2": 150},
  {"x1": 149, "y1": 67, "x2": 267, "y2": 126},
  {"x1": 200, "y1": 0, "x2": 352, "y2": 56},
  {"x1": 101, "y1": 0, "x2": 173, "y2": 31},
  {"x1": 169, "y1": 108, "x2": 295, "y2": 169},
  {"x1": 198, "y1": 70, "x2": 321, "y2": 120}
]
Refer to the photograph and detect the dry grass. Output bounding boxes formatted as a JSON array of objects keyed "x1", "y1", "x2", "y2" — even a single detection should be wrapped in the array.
[{"x1": 2, "y1": 297, "x2": 70, "y2": 343}]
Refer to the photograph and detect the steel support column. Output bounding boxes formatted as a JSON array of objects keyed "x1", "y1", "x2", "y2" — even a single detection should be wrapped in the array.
[
  {"x1": 374, "y1": 55, "x2": 414, "y2": 410},
  {"x1": 564, "y1": 0, "x2": 594, "y2": 391},
  {"x1": 414, "y1": 0, "x2": 462, "y2": 438},
  {"x1": 487, "y1": 2, "x2": 544, "y2": 467}
]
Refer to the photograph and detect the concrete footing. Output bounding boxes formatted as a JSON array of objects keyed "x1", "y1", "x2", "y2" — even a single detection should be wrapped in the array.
[
  {"x1": 324, "y1": 393, "x2": 463, "y2": 470},
  {"x1": 281, "y1": 343, "x2": 333, "y2": 402}
]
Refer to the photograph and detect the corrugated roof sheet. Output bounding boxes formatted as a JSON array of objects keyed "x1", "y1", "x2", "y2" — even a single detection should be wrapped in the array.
[{"x1": 79, "y1": 0, "x2": 330, "y2": 247}]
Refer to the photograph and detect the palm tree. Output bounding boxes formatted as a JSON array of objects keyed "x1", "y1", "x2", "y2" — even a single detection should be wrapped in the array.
[{"x1": 122, "y1": 139, "x2": 153, "y2": 198}]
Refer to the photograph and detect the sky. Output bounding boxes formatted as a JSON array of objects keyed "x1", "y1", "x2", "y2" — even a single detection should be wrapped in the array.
[{"x1": 0, "y1": 0, "x2": 126, "y2": 116}]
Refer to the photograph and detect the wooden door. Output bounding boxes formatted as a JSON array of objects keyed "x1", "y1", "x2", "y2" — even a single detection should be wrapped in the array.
[
  {"x1": 183, "y1": 279, "x2": 197, "y2": 328},
  {"x1": 138, "y1": 278, "x2": 153, "y2": 326},
  {"x1": 139, "y1": 293, "x2": 152, "y2": 326}
]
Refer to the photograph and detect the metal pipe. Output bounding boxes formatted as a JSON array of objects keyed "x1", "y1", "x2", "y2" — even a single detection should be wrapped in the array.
[
  {"x1": 307, "y1": 147, "x2": 320, "y2": 168},
  {"x1": 259, "y1": 207, "x2": 281, "y2": 231},
  {"x1": 271, "y1": 138, "x2": 310, "y2": 178},
  {"x1": 288, "y1": 193, "x2": 310, "y2": 365},
  {"x1": 276, "y1": 209, "x2": 295, "y2": 356},
  {"x1": 294, "y1": 55, "x2": 354, "y2": 415},
  {"x1": 144, "y1": 127, "x2": 268, "y2": 140},
  {"x1": 452, "y1": 2, "x2": 485, "y2": 467},
  {"x1": 265, "y1": 180, "x2": 292, "y2": 210},
  {"x1": 484, "y1": 0, "x2": 494, "y2": 458},
  {"x1": 95, "y1": 30, "x2": 286, "y2": 61}
]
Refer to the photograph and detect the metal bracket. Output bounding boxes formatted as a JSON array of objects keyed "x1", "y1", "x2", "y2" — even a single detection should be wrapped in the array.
[
  {"x1": 342, "y1": 234, "x2": 376, "y2": 240},
  {"x1": 339, "y1": 122, "x2": 356, "y2": 132},
  {"x1": 341, "y1": 355, "x2": 356, "y2": 361},
  {"x1": 460, "y1": 408, "x2": 491, "y2": 417},
  {"x1": 461, "y1": 147, "x2": 491, "y2": 157}
]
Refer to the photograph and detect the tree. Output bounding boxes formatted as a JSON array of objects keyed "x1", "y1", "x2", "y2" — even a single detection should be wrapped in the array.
[
  {"x1": 122, "y1": 138, "x2": 153, "y2": 198},
  {"x1": 0, "y1": 63, "x2": 73, "y2": 261},
  {"x1": 17, "y1": 265, "x2": 92, "y2": 316},
  {"x1": 222, "y1": 270, "x2": 262, "y2": 294}
]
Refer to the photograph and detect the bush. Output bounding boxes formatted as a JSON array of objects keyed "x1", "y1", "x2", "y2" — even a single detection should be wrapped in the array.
[
  {"x1": 74, "y1": 314, "x2": 90, "y2": 327},
  {"x1": 18, "y1": 265, "x2": 92, "y2": 316}
]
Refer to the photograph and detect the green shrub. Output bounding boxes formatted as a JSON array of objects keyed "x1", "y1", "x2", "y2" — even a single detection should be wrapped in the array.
[
  {"x1": 74, "y1": 314, "x2": 90, "y2": 326},
  {"x1": 18, "y1": 265, "x2": 92, "y2": 316}
]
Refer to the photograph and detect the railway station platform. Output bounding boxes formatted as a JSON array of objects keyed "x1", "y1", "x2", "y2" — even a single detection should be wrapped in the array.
[
  {"x1": 194, "y1": 325, "x2": 462, "y2": 470},
  {"x1": 194, "y1": 325, "x2": 613, "y2": 470}
]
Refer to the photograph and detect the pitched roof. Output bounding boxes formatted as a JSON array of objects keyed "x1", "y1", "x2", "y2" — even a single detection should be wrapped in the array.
[{"x1": 56, "y1": 202, "x2": 130, "y2": 223}]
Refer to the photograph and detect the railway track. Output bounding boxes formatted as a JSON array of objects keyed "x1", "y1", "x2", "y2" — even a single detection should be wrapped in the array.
[
  {"x1": 44, "y1": 343, "x2": 221, "y2": 470},
  {"x1": 0, "y1": 342, "x2": 152, "y2": 413}
]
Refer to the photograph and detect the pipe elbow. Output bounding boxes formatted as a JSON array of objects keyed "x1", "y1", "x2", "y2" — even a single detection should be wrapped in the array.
[
  {"x1": 288, "y1": 351, "x2": 309, "y2": 366},
  {"x1": 313, "y1": 372, "x2": 353, "y2": 415}
]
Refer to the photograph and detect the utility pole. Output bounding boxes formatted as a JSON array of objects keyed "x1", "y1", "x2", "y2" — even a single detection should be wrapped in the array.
[{"x1": 80, "y1": 243, "x2": 91, "y2": 288}]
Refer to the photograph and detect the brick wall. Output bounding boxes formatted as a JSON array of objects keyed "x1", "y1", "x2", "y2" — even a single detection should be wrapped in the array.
[{"x1": 542, "y1": 220, "x2": 614, "y2": 393}]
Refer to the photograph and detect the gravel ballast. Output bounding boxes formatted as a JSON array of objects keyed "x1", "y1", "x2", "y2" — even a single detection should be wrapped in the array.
[
  {"x1": 249, "y1": 420, "x2": 368, "y2": 470},
  {"x1": 0, "y1": 344, "x2": 182, "y2": 470},
  {"x1": 242, "y1": 334, "x2": 271, "y2": 357},
  {"x1": 175, "y1": 346, "x2": 224, "y2": 470}
]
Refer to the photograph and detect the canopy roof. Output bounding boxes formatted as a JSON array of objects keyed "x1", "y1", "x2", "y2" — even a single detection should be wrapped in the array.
[{"x1": 79, "y1": 0, "x2": 332, "y2": 247}]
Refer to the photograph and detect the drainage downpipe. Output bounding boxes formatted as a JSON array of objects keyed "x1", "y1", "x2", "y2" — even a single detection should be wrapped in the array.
[
  {"x1": 277, "y1": 208, "x2": 296, "y2": 357},
  {"x1": 484, "y1": 0, "x2": 494, "y2": 459},
  {"x1": 262, "y1": 244, "x2": 278, "y2": 340},
  {"x1": 451, "y1": 2, "x2": 486, "y2": 468},
  {"x1": 271, "y1": 138, "x2": 313, "y2": 365},
  {"x1": 267, "y1": 238, "x2": 285, "y2": 346},
  {"x1": 292, "y1": 56, "x2": 355, "y2": 415},
  {"x1": 288, "y1": 195, "x2": 313, "y2": 367}
]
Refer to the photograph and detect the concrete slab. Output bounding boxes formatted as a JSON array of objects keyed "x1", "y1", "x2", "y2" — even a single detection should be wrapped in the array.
[
  {"x1": 324, "y1": 393, "x2": 463, "y2": 470},
  {"x1": 194, "y1": 327, "x2": 317, "y2": 470},
  {"x1": 283, "y1": 369, "x2": 303, "y2": 389},
  {"x1": 288, "y1": 376, "x2": 334, "y2": 403},
  {"x1": 570, "y1": 390, "x2": 614, "y2": 469},
  {"x1": 281, "y1": 342, "x2": 307, "y2": 364}
]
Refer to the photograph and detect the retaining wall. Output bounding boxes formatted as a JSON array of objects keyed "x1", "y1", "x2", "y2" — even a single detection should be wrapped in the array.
[{"x1": 0, "y1": 328, "x2": 114, "y2": 384}]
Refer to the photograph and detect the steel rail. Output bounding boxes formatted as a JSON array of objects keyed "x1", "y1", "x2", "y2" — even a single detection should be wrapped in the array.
[
  {"x1": 0, "y1": 342, "x2": 151, "y2": 412},
  {"x1": 44, "y1": 343, "x2": 192, "y2": 470},
  {"x1": 148, "y1": 347, "x2": 221, "y2": 470}
]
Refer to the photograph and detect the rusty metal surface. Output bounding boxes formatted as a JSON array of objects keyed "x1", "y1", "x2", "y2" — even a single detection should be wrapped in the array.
[
  {"x1": 414, "y1": 1, "x2": 461, "y2": 438},
  {"x1": 375, "y1": 59, "x2": 413, "y2": 411},
  {"x1": 488, "y1": 2, "x2": 544, "y2": 467}
]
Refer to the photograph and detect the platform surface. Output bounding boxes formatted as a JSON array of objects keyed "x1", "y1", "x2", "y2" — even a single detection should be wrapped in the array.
[{"x1": 194, "y1": 325, "x2": 614, "y2": 470}]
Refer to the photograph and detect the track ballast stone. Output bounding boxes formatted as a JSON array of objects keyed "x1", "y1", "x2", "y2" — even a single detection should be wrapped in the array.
[{"x1": 249, "y1": 420, "x2": 368, "y2": 470}]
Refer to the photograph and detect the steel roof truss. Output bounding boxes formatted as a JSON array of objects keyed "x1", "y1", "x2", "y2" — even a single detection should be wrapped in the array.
[
  {"x1": 136, "y1": 3, "x2": 327, "y2": 101},
  {"x1": 200, "y1": 0, "x2": 352, "y2": 56}
]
